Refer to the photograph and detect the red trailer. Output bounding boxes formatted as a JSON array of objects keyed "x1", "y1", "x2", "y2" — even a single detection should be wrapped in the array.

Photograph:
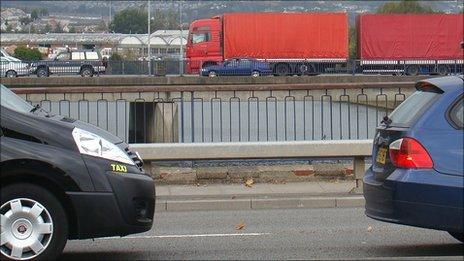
[
  {"x1": 357, "y1": 14, "x2": 464, "y2": 75},
  {"x1": 186, "y1": 12, "x2": 348, "y2": 75}
]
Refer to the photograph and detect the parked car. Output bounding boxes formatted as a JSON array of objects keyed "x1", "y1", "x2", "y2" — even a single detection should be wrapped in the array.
[
  {"x1": 0, "y1": 56, "x2": 30, "y2": 77},
  {"x1": 363, "y1": 76, "x2": 463, "y2": 243},
  {"x1": 201, "y1": 58, "x2": 271, "y2": 77},
  {"x1": 30, "y1": 49, "x2": 106, "y2": 77},
  {"x1": 0, "y1": 84, "x2": 155, "y2": 260}
]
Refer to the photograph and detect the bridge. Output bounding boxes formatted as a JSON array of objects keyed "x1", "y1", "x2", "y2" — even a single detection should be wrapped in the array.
[{"x1": 4, "y1": 75, "x2": 428, "y2": 191}]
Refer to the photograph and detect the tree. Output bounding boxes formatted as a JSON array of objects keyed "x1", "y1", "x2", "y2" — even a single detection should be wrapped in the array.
[
  {"x1": 54, "y1": 22, "x2": 64, "y2": 33},
  {"x1": 109, "y1": 53, "x2": 123, "y2": 61},
  {"x1": 95, "y1": 20, "x2": 108, "y2": 32},
  {"x1": 109, "y1": 7, "x2": 181, "y2": 34},
  {"x1": 151, "y1": 9, "x2": 180, "y2": 31},
  {"x1": 109, "y1": 8, "x2": 147, "y2": 34},
  {"x1": 68, "y1": 26, "x2": 77, "y2": 33},
  {"x1": 31, "y1": 9, "x2": 39, "y2": 21},
  {"x1": 13, "y1": 46, "x2": 43, "y2": 61},
  {"x1": 19, "y1": 17, "x2": 32, "y2": 25},
  {"x1": 39, "y1": 8, "x2": 49, "y2": 17},
  {"x1": 44, "y1": 24, "x2": 52, "y2": 33},
  {"x1": 376, "y1": 0, "x2": 438, "y2": 14},
  {"x1": 348, "y1": 27, "x2": 357, "y2": 59}
]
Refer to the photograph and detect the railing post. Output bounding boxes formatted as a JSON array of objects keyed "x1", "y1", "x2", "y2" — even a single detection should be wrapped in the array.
[
  {"x1": 351, "y1": 60, "x2": 356, "y2": 76},
  {"x1": 353, "y1": 156, "x2": 365, "y2": 193}
]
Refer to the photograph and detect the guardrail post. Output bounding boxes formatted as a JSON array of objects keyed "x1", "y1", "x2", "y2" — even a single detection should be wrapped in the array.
[{"x1": 353, "y1": 156, "x2": 365, "y2": 193}]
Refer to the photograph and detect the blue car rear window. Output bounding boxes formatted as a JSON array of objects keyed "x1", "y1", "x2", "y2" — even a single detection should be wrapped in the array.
[{"x1": 389, "y1": 91, "x2": 439, "y2": 126}]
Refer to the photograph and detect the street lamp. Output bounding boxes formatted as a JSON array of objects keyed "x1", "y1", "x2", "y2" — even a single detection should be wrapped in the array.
[
  {"x1": 147, "y1": 0, "x2": 151, "y2": 76},
  {"x1": 179, "y1": 1, "x2": 184, "y2": 75}
]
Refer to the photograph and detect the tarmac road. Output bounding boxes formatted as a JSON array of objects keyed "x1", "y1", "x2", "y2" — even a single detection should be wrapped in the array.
[{"x1": 61, "y1": 207, "x2": 464, "y2": 260}]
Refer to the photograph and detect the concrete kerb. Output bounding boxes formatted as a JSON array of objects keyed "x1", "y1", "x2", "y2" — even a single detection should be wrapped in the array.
[{"x1": 155, "y1": 196, "x2": 365, "y2": 212}]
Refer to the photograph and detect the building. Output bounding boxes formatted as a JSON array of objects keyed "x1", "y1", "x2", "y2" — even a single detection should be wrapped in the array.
[{"x1": 0, "y1": 30, "x2": 188, "y2": 59}]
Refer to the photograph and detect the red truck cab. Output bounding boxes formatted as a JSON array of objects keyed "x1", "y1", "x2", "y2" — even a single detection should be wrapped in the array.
[{"x1": 186, "y1": 17, "x2": 222, "y2": 74}]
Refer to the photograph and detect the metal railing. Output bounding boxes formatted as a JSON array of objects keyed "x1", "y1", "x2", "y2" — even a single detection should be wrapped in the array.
[
  {"x1": 2, "y1": 59, "x2": 462, "y2": 77},
  {"x1": 16, "y1": 82, "x2": 415, "y2": 144}
]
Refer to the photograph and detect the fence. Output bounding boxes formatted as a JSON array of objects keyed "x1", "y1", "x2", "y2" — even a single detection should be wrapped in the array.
[
  {"x1": 2, "y1": 59, "x2": 463, "y2": 77},
  {"x1": 16, "y1": 82, "x2": 415, "y2": 144}
]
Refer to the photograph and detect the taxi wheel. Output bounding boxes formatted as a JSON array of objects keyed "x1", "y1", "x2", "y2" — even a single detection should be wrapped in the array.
[
  {"x1": 0, "y1": 183, "x2": 68, "y2": 260},
  {"x1": 448, "y1": 232, "x2": 464, "y2": 243}
]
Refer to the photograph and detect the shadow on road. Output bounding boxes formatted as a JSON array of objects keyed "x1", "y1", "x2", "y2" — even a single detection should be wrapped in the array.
[
  {"x1": 59, "y1": 251, "x2": 150, "y2": 260},
  {"x1": 368, "y1": 243, "x2": 464, "y2": 258}
]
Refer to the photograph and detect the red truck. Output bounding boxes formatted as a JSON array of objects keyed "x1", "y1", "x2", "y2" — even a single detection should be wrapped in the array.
[
  {"x1": 185, "y1": 12, "x2": 349, "y2": 75},
  {"x1": 357, "y1": 14, "x2": 464, "y2": 75}
]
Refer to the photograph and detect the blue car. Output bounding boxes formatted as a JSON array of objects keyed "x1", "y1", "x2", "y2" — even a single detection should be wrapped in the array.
[
  {"x1": 201, "y1": 58, "x2": 271, "y2": 77},
  {"x1": 363, "y1": 76, "x2": 463, "y2": 243}
]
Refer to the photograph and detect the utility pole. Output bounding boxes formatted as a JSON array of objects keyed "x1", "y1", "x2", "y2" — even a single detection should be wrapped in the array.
[
  {"x1": 179, "y1": 1, "x2": 183, "y2": 75},
  {"x1": 147, "y1": 0, "x2": 151, "y2": 75}
]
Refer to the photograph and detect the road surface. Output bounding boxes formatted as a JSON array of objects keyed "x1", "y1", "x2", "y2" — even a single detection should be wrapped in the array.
[{"x1": 61, "y1": 207, "x2": 463, "y2": 260}]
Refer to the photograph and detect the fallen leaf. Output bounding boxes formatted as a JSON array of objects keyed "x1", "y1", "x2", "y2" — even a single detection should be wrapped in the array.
[
  {"x1": 245, "y1": 178, "x2": 254, "y2": 188},
  {"x1": 235, "y1": 221, "x2": 246, "y2": 230},
  {"x1": 231, "y1": 195, "x2": 236, "y2": 199},
  {"x1": 367, "y1": 226, "x2": 373, "y2": 232}
]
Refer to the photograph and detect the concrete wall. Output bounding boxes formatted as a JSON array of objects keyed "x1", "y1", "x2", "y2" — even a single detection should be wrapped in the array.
[{"x1": 2, "y1": 75, "x2": 432, "y2": 88}]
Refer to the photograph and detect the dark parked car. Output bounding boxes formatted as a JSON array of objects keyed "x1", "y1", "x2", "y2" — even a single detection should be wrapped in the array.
[
  {"x1": 201, "y1": 58, "x2": 271, "y2": 77},
  {"x1": 0, "y1": 84, "x2": 155, "y2": 260},
  {"x1": 31, "y1": 50, "x2": 106, "y2": 77},
  {"x1": 363, "y1": 76, "x2": 463, "y2": 243}
]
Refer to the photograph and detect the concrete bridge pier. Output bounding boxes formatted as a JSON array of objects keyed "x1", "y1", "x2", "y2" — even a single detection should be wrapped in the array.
[{"x1": 129, "y1": 101, "x2": 179, "y2": 143}]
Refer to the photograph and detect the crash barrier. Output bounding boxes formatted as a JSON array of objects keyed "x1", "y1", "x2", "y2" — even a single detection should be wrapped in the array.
[
  {"x1": 131, "y1": 140, "x2": 373, "y2": 190},
  {"x1": 14, "y1": 82, "x2": 415, "y2": 144},
  {"x1": 2, "y1": 59, "x2": 463, "y2": 77}
]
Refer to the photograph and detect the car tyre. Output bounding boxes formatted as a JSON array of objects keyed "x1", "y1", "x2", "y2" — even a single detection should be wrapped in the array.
[
  {"x1": 5, "y1": 70, "x2": 17, "y2": 78},
  {"x1": 80, "y1": 67, "x2": 94, "y2": 77},
  {"x1": 274, "y1": 63, "x2": 290, "y2": 76},
  {"x1": 36, "y1": 67, "x2": 49, "y2": 77},
  {"x1": 0, "y1": 183, "x2": 69, "y2": 260},
  {"x1": 251, "y1": 70, "x2": 260, "y2": 77},
  {"x1": 405, "y1": 65, "x2": 420, "y2": 76},
  {"x1": 448, "y1": 232, "x2": 464, "y2": 243},
  {"x1": 208, "y1": 71, "x2": 217, "y2": 77},
  {"x1": 437, "y1": 65, "x2": 450, "y2": 76}
]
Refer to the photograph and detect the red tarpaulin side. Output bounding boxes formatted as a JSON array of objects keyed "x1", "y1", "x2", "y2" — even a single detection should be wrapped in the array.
[
  {"x1": 223, "y1": 12, "x2": 348, "y2": 60},
  {"x1": 358, "y1": 14, "x2": 464, "y2": 60}
]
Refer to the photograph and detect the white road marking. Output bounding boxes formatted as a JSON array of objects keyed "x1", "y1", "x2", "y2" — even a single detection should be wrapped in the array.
[{"x1": 99, "y1": 232, "x2": 271, "y2": 240}]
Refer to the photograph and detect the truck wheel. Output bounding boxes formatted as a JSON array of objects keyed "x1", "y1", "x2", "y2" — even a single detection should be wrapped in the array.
[
  {"x1": 80, "y1": 67, "x2": 94, "y2": 77},
  {"x1": 251, "y1": 71, "x2": 260, "y2": 77},
  {"x1": 208, "y1": 71, "x2": 217, "y2": 77},
  {"x1": 405, "y1": 65, "x2": 420, "y2": 76},
  {"x1": 5, "y1": 70, "x2": 17, "y2": 78},
  {"x1": 448, "y1": 232, "x2": 464, "y2": 243},
  {"x1": 297, "y1": 63, "x2": 316, "y2": 76},
  {"x1": 36, "y1": 67, "x2": 49, "y2": 77},
  {"x1": 437, "y1": 65, "x2": 450, "y2": 76},
  {"x1": 274, "y1": 63, "x2": 290, "y2": 76},
  {"x1": 0, "y1": 183, "x2": 68, "y2": 260}
]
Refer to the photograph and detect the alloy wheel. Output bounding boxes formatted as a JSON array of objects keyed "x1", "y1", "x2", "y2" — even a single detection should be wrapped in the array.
[{"x1": 0, "y1": 198, "x2": 53, "y2": 260}]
